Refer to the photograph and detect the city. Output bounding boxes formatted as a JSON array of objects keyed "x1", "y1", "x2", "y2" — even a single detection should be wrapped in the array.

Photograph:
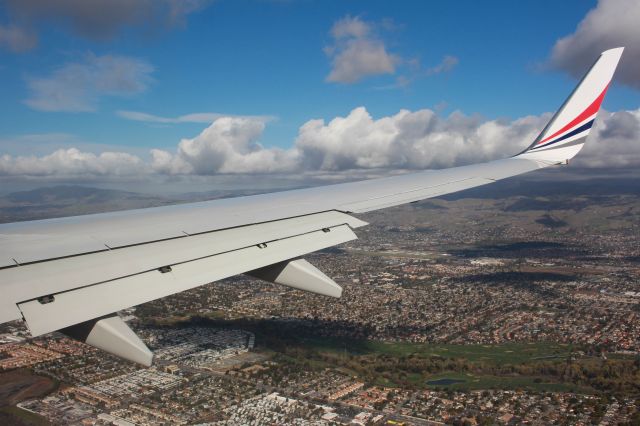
[{"x1": 1, "y1": 182, "x2": 639, "y2": 425}]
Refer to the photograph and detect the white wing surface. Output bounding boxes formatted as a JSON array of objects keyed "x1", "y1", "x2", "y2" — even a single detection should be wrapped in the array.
[{"x1": 0, "y1": 48, "x2": 623, "y2": 365}]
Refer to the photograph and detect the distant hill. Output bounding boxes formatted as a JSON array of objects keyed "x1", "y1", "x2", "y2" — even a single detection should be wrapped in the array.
[
  {"x1": 5, "y1": 185, "x2": 154, "y2": 205},
  {"x1": 0, "y1": 186, "x2": 178, "y2": 223},
  {"x1": 0, "y1": 185, "x2": 306, "y2": 223}
]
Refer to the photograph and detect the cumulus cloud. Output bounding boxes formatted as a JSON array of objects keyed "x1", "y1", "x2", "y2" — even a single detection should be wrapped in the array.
[
  {"x1": 294, "y1": 107, "x2": 549, "y2": 170},
  {"x1": 324, "y1": 16, "x2": 458, "y2": 86},
  {"x1": 117, "y1": 110, "x2": 274, "y2": 125},
  {"x1": 549, "y1": 0, "x2": 640, "y2": 88},
  {"x1": 297, "y1": 108, "x2": 640, "y2": 170},
  {"x1": 2, "y1": 108, "x2": 639, "y2": 180},
  {"x1": 24, "y1": 53, "x2": 154, "y2": 112},
  {"x1": 151, "y1": 116, "x2": 299, "y2": 174},
  {"x1": 0, "y1": 24, "x2": 37, "y2": 52},
  {"x1": 576, "y1": 109, "x2": 640, "y2": 167},
  {"x1": 1, "y1": 0, "x2": 211, "y2": 51},
  {"x1": 325, "y1": 16, "x2": 399, "y2": 84}
]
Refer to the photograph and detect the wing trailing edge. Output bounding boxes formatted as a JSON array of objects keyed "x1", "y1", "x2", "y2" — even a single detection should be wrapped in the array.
[{"x1": 14, "y1": 212, "x2": 365, "y2": 337}]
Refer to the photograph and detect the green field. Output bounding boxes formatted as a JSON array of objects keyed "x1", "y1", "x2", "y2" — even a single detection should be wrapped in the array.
[
  {"x1": 299, "y1": 337, "x2": 576, "y2": 365},
  {"x1": 279, "y1": 337, "x2": 624, "y2": 393}
]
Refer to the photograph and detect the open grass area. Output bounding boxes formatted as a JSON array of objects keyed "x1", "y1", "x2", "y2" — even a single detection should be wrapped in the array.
[
  {"x1": 299, "y1": 337, "x2": 576, "y2": 365},
  {"x1": 281, "y1": 337, "x2": 619, "y2": 393}
]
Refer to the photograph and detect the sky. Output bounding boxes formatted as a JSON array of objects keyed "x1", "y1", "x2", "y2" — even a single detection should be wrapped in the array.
[{"x1": 0, "y1": 0, "x2": 639, "y2": 193}]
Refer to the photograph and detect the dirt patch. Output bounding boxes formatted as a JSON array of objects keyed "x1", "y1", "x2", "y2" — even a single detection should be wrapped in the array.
[{"x1": 0, "y1": 369, "x2": 57, "y2": 407}]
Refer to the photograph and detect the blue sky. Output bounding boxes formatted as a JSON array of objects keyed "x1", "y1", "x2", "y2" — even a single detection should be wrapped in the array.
[{"x1": 0, "y1": 0, "x2": 639, "y2": 188}]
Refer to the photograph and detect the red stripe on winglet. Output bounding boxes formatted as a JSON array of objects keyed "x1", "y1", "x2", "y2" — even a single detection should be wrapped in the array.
[{"x1": 537, "y1": 83, "x2": 609, "y2": 145}]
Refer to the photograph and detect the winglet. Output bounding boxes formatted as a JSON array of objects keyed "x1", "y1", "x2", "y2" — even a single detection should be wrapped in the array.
[{"x1": 518, "y1": 47, "x2": 624, "y2": 163}]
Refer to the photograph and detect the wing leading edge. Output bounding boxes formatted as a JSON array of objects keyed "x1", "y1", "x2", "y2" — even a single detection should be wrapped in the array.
[{"x1": 0, "y1": 48, "x2": 624, "y2": 364}]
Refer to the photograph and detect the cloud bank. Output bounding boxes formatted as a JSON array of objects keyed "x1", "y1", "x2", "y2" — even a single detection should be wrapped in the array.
[
  {"x1": 2, "y1": 108, "x2": 639, "y2": 180},
  {"x1": 549, "y1": 0, "x2": 640, "y2": 88},
  {"x1": 0, "y1": 148, "x2": 144, "y2": 177},
  {"x1": 25, "y1": 53, "x2": 154, "y2": 112}
]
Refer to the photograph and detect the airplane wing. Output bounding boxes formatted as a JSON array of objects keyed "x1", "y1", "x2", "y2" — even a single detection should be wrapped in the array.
[{"x1": 0, "y1": 48, "x2": 624, "y2": 365}]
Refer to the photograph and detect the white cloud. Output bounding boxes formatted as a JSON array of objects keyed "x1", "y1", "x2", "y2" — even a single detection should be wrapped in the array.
[
  {"x1": 294, "y1": 107, "x2": 547, "y2": 170},
  {"x1": 2, "y1": 107, "x2": 639, "y2": 180},
  {"x1": 151, "y1": 116, "x2": 299, "y2": 174},
  {"x1": 549, "y1": 0, "x2": 640, "y2": 88},
  {"x1": 296, "y1": 107, "x2": 640, "y2": 170},
  {"x1": 575, "y1": 109, "x2": 640, "y2": 167},
  {"x1": 24, "y1": 53, "x2": 154, "y2": 112},
  {"x1": 330, "y1": 15, "x2": 371, "y2": 39},
  {"x1": 324, "y1": 16, "x2": 458, "y2": 86},
  {"x1": 0, "y1": 24, "x2": 37, "y2": 52},
  {"x1": 117, "y1": 110, "x2": 274, "y2": 125},
  {"x1": 325, "y1": 16, "x2": 399, "y2": 84}
]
